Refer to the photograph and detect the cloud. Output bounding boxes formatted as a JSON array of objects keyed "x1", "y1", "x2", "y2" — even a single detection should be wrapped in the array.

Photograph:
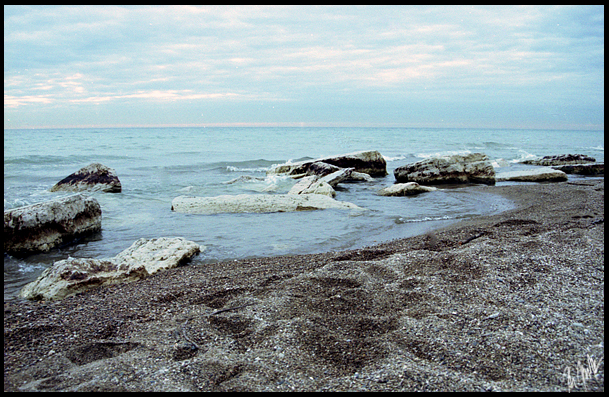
[{"x1": 3, "y1": 5, "x2": 604, "y2": 128}]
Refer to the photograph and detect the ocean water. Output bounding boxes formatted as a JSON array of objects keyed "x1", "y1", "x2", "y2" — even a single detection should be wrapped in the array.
[{"x1": 4, "y1": 127, "x2": 604, "y2": 299}]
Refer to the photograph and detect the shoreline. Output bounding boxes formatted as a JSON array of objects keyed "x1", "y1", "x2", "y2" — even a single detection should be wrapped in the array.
[{"x1": 4, "y1": 179, "x2": 604, "y2": 391}]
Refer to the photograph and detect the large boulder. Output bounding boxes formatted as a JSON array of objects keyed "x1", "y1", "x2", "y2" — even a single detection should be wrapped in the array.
[
  {"x1": 4, "y1": 194, "x2": 102, "y2": 257},
  {"x1": 171, "y1": 194, "x2": 364, "y2": 214},
  {"x1": 521, "y1": 154, "x2": 596, "y2": 166},
  {"x1": 19, "y1": 237, "x2": 202, "y2": 300},
  {"x1": 377, "y1": 182, "x2": 438, "y2": 196},
  {"x1": 552, "y1": 163, "x2": 604, "y2": 176},
  {"x1": 50, "y1": 163, "x2": 122, "y2": 193},
  {"x1": 394, "y1": 153, "x2": 495, "y2": 185},
  {"x1": 495, "y1": 168, "x2": 568, "y2": 182},
  {"x1": 269, "y1": 150, "x2": 388, "y2": 177}
]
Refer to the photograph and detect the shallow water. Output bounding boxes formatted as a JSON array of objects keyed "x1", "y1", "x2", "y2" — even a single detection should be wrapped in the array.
[{"x1": 4, "y1": 127, "x2": 603, "y2": 299}]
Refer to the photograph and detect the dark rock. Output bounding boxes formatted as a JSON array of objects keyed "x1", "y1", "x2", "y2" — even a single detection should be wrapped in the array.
[
  {"x1": 269, "y1": 150, "x2": 388, "y2": 177},
  {"x1": 552, "y1": 163, "x2": 604, "y2": 175},
  {"x1": 521, "y1": 154, "x2": 596, "y2": 166},
  {"x1": 306, "y1": 162, "x2": 343, "y2": 177},
  {"x1": 50, "y1": 163, "x2": 121, "y2": 193}
]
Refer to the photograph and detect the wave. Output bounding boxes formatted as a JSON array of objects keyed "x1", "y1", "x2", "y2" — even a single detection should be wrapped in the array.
[
  {"x1": 415, "y1": 150, "x2": 472, "y2": 159},
  {"x1": 382, "y1": 154, "x2": 407, "y2": 162},
  {"x1": 509, "y1": 150, "x2": 538, "y2": 163},
  {"x1": 222, "y1": 173, "x2": 294, "y2": 193},
  {"x1": 394, "y1": 215, "x2": 453, "y2": 224},
  {"x1": 479, "y1": 141, "x2": 518, "y2": 149},
  {"x1": 4, "y1": 154, "x2": 93, "y2": 166},
  {"x1": 218, "y1": 159, "x2": 284, "y2": 173}
]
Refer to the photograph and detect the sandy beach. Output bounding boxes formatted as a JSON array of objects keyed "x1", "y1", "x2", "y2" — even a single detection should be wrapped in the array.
[{"x1": 4, "y1": 179, "x2": 604, "y2": 392}]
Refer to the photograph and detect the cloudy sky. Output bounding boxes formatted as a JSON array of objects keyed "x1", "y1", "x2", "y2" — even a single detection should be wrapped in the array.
[{"x1": 4, "y1": 5, "x2": 604, "y2": 129}]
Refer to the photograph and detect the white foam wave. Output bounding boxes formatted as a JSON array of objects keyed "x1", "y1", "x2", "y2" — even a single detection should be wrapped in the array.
[
  {"x1": 382, "y1": 154, "x2": 407, "y2": 162},
  {"x1": 396, "y1": 215, "x2": 452, "y2": 224},
  {"x1": 509, "y1": 150, "x2": 538, "y2": 163},
  {"x1": 415, "y1": 150, "x2": 471, "y2": 159},
  {"x1": 226, "y1": 166, "x2": 269, "y2": 173},
  {"x1": 491, "y1": 158, "x2": 510, "y2": 168}
]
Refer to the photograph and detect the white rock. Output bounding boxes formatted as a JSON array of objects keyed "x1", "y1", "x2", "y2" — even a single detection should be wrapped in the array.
[
  {"x1": 394, "y1": 153, "x2": 495, "y2": 185},
  {"x1": 377, "y1": 182, "x2": 438, "y2": 196},
  {"x1": 319, "y1": 168, "x2": 354, "y2": 187},
  {"x1": 288, "y1": 176, "x2": 336, "y2": 197},
  {"x1": 348, "y1": 171, "x2": 374, "y2": 182},
  {"x1": 171, "y1": 194, "x2": 364, "y2": 214},
  {"x1": 4, "y1": 194, "x2": 102, "y2": 256},
  {"x1": 496, "y1": 168, "x2": 568, "y2": 182},
  {"x1": 19, "y1": 237, "x2": 202, "y2": 300}
]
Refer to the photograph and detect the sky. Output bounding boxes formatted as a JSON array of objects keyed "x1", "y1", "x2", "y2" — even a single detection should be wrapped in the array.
[{"x1": 3, "y1": 5, "x2": 605, "y2": 130}]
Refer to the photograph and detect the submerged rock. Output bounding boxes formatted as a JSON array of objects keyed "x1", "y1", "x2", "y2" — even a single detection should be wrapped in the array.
[
  {"x1": 521, "y1": 154, "x2": 596, "y2": 166},
  {"x1": 496, "y1": 168, "x2": 568, "y2": 182},
  {"x1": 394, "y1": 153, "x2": 495, "y2": 185},
  {"x1": 19, "y1": 237, "x2": 202, "y2": 300},
  {"x1": 4, "y1": 194, "x2": 102, "y2": 256},
  {"x1": 268, "y1": 150, "x2": 388, "y2": 177},
  {"x1": 50, "y1": 163, "x2": 122, "y2": 193},
  {"x1": 377, "y1": 182, "x2": 438, "y2": 196},
  {"x1": 171, "y1": 194, "x2": 364, "y2": 214}
]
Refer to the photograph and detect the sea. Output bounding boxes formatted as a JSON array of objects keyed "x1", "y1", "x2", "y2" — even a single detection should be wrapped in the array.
[{"x1": 4, "y1": 127, "x2": 604, "y2": 300}]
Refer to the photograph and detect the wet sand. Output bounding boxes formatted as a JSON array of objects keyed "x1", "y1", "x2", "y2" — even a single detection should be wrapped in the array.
[{"x1": 4, "y1": 179, "x2": 604, "y2": 392}]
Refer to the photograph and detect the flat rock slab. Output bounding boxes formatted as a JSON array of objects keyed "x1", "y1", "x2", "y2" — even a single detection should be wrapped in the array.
[
  {"x1": 50, "y1": 163, "x2": 121, "y2": 193},
  {"x1": 496, "y1": 167, "x2": 568, "y2": 182},
  {"x1": 4, "y1": 194, "x2": 102, "y2": 256},
  {"x1": 19, "y1": 237, "x2": 202, "y2": 300},
  {"x1": 171, "y1": 194, "x2": 364, "y2": 214}
]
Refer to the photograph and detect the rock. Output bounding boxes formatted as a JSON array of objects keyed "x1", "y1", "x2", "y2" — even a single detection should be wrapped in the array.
[
  {"x1": 394, "y1": 153, "x2": 495, "y2": 185},
  {"x1": 521, "y1": 154, "x2": 596, "y2": 166},
  {"x1": 377, "y1": 182, "x2": 438, "y2": 196},
  {"x1": 551, "y1": 163, "x2": 604, "y2": 176},
  {"x1": 19, "y1": 237, "x2": 202, "y2": 300},
  {"x1": 269, "y1": 150, "x2": 388, "y2": 177},
  {"x1": 171, "y1": 194, "x2": 364, "y2": 214},
  {"x1": 4, "y1": 194, "x2": 102, "y2": 257},
  {"x1": 348, "y1": 171, "x2": 374, "y2": 182},
  {"x1": 495, "y1": 167, "x2": 568, "y2": 182},
  {"x1": 319, "y1": 168, "x2": 354, "y2": 188},
  {"x1": 288, "y1": 176, "x2": 336, "y2": 197},
  {"x1": 306, "y1": 161, "x2": 343, "y2": 177},
  {"x1": 50, "y1": 163, "x2": 121, "y2": 193}
]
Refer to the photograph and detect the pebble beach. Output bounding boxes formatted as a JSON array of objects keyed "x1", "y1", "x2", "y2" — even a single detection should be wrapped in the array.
[{"x1": 4, "y1": 179, "x2": 604, "y2": 392}]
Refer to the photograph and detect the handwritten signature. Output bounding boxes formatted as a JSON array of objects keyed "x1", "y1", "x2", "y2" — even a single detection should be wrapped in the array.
[{"x1": 563, "y1": 354, "x2": 603, "y2": 392}]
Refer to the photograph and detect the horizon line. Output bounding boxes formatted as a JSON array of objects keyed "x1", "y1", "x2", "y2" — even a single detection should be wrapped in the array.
[{"x1": 3, "y1": 121, "x2": 605, "y2": 131}]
